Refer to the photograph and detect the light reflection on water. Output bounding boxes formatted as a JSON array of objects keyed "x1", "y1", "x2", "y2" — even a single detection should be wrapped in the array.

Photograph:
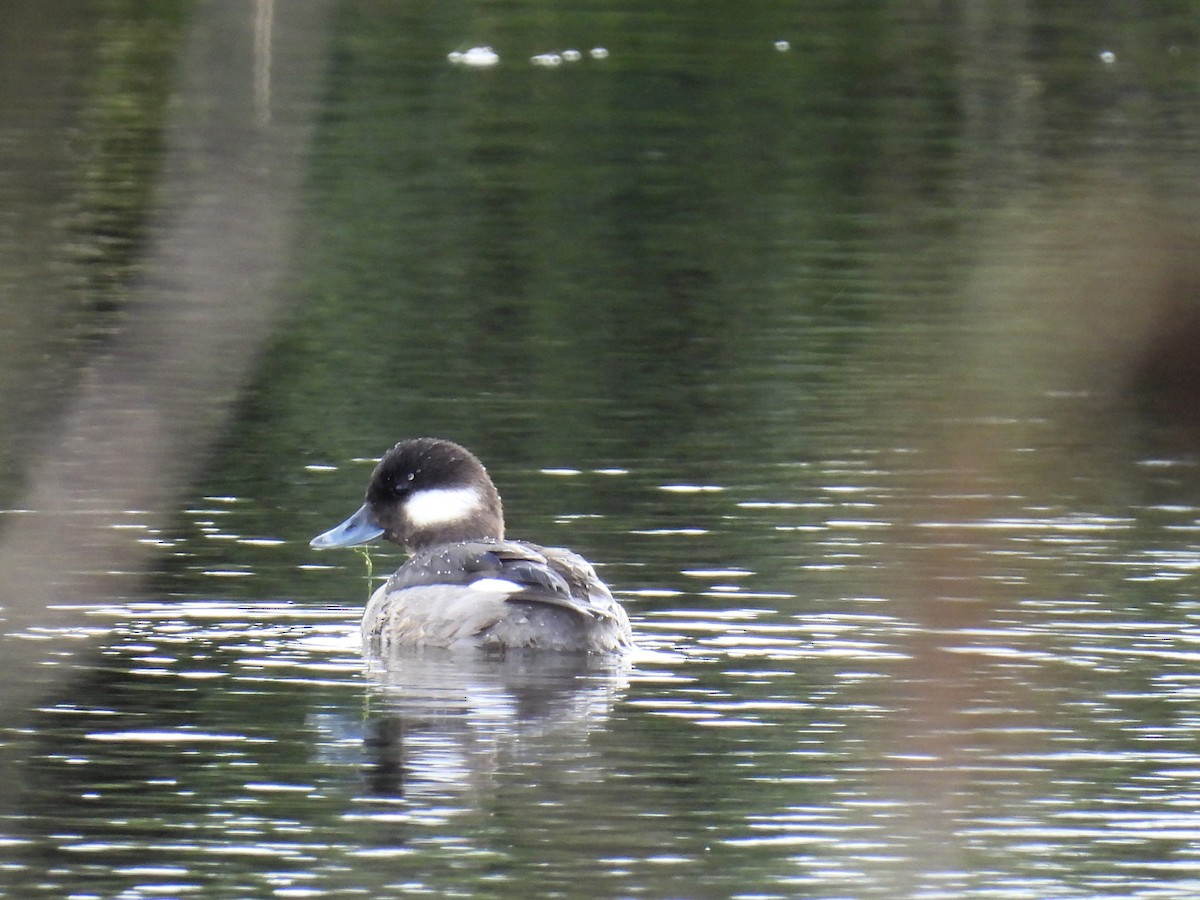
[
  {"x1": 5, "y1": 478, "x2": 1200, "y2": 900},
  {"x1": 8, "y1": 440, "x2": 1198, "y2": 892},
  {"x1": 6, "y1": 2, "x2": 1200, "y2": 895}
]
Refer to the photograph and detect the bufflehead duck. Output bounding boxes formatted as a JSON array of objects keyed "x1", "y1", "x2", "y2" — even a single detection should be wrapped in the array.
[{"x1": 311, "y1": 438, "x2": 632, "y2": 654}]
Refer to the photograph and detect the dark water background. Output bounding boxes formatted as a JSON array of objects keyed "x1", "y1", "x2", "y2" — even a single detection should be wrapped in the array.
[{"x1": 4, "y1": 0, "x2": 1200, "y2": 897}]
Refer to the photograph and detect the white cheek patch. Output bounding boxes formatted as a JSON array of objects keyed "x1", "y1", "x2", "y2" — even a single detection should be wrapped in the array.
[{"x1": 404, "y1": 486, "x2": 483, "y2": 528}]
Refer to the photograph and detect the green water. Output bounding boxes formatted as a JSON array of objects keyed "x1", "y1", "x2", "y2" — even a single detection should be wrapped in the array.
[{"x1": 4, "y1": 0, "x2": 1200, "y2": 897}]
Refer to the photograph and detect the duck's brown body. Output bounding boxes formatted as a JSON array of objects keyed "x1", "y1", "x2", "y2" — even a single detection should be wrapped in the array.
[{"x1": 311, "y1": 439, "x2": 632, "y2": 654}]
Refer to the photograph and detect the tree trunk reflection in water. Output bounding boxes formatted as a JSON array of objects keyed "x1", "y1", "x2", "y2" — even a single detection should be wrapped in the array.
[{"x1": 0, "y1": 0, "x2": 331, "y2": 706}]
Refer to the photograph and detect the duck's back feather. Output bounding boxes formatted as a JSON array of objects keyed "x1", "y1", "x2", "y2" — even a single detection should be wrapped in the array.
[{"x1": 362, "y1": 539, "x2": 631, "y2": 654}]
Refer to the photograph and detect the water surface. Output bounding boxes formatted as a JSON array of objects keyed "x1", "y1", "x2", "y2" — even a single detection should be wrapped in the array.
[{"x1": 4, "y1": 1, "x2": 1200, "y2": 897}]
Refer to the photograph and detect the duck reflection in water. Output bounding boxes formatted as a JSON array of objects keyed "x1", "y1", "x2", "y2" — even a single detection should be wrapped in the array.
[{"x1": 359, "y1": 651, "x2": 630, "y2": 798}]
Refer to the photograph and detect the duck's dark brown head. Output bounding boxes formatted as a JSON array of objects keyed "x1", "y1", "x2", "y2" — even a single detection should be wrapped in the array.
[{"x1": 311, "y1": 438, "x2": 504, "y2": 554}]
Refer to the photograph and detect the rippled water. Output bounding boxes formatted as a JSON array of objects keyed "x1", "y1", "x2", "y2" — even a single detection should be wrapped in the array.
[
  {"x1": 6, "y1": 0, "x2": 1200, "y2": 897},
  {"x1": 5, "y1": 444, "x2": 1200, "y2": 898}
]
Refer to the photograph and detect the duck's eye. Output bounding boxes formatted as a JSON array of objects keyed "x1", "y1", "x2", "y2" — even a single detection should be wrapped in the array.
[{"x1": 392, "y1": 471, "x2": 416, "y2": 495}]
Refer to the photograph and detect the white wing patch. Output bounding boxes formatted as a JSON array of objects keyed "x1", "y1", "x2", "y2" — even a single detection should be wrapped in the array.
[
  {"x1": 404, "y1": 486, "x2": 483, "y2": 528},
  {"x1": 468, "y1": 577, "x2": 523, "y2": 596}
]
